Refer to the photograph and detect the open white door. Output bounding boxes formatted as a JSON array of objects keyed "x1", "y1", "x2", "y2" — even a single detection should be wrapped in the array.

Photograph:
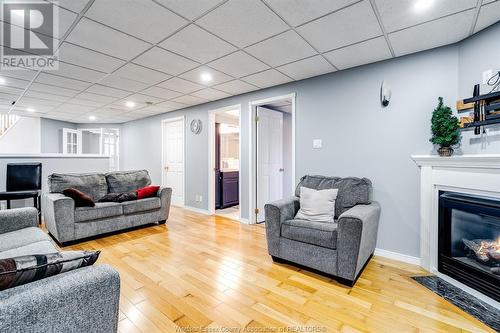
[
  {"x1": 162, "y1": 118, "x2": 185, "y2": 206},
  {"x1": 257, "y1": 107, "x2": 283, "y2": 222}
]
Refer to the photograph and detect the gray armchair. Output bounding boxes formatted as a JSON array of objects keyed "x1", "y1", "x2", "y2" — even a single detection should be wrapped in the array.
[{"x1": 264, "y1": 175, "x2": 381, "y2": 285}]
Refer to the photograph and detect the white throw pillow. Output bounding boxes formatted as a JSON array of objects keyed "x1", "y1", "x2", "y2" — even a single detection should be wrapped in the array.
[{"x1": 295, "y1": 186, "x2": 338, "y2": 222}]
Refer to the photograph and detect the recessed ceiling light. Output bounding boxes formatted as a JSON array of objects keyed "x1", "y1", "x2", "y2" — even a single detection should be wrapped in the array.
[
  {"x1": 26, "y1": 107, "x2": 35, "y2": 112},
  {"x1": 0, "y1": 77, "x2": 6, "y2": 85},
  {"x1": 200, "y1": 72, "x2": 213, "y2": 83},
  {"x1": 125, "y1": 101, "x2": 136, "y2": 108},
  {"x1": 414, "y1": 0, "x2": 434, "y2": 12},
  {"x1": 88, "y1": 115, "x2": 96, "y2": 121}
]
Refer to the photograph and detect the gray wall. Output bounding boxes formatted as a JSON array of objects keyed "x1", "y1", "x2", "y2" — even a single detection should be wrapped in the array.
[
  {"x1": 40, "y1": 118, "x2": 76, "y2": 153},
  {"x1": 121, "y1": 23, "x2": 499, "y2": 258}
]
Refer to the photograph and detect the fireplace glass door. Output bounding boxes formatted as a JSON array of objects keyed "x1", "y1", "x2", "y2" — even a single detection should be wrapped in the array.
[{"x1": 438, "y1": 192, "x2": 500, "y2": 302}]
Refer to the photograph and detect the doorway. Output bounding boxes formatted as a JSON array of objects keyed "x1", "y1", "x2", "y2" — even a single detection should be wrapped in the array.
[
  {"x1": 161, "y1": 116, "x2": 185, "y2": 206},
  {"x1": 249, "y1": 94, "x2": 295, "y2": 223},
  {"x1": 208, "y1": 104, "x2": 241, "y2": 221}
]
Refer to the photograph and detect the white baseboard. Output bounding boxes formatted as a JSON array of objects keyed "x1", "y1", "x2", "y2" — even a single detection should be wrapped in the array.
[
  {"x1": 239, "y1": 218, "x2": 250, "y2": 224},
  {"x1": 183, "y1": 205, "x2": 211, "y2": 215},
  {"x1": 374, "y1": 248, "x2": 421, "y2": 266}
]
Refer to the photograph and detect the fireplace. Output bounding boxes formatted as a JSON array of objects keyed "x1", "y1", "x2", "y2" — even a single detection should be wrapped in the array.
[{"x1": 438, "y1": 191, "x2": 500, "y2": 302}]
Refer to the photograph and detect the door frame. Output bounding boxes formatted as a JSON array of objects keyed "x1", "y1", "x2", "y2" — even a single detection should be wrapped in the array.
[
  {"x1": 161, "y1": 116, "x2": 186, "y2": 207},
  {"x1": 207, "y1": 104, "x2": 242, "y2": 220},
  {"x1": 248, "y1": 93, "x2": 296, "y2": 224}
]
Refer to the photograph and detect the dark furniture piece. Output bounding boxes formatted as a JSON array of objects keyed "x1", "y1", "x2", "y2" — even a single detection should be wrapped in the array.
[
  {"x1": 265, "y1": 175, "x2": 380, "y2": 286},
  {"x1": 220, "y1": 171, "x2": 239, "y2": 208},
  {"x1": 0, "y1": 163, "x2": 42, "y2": 223}
]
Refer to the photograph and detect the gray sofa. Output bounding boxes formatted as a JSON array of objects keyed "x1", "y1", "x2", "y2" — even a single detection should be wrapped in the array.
[
  {"x1": 0, "y1": 207, "x2": 120, "y2": 332},
  {"x1": 265, "y1": 175, "x2": 381, "y2": 285},
  {"x1": 43, "y1": 170, "x2": 172, "y2": 244}
]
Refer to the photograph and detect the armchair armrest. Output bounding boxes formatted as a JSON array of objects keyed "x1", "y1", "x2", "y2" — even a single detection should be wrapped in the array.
[
  {"x1": 0, "y1": 265, "x2": 120, "y2": 333},
  {"x1": 264, "y1": 196, "x2": 300, "y2": 256},
  {"x1": 337, "y1": 202, "x2": 381, "y2": 282},
  {"x1": 157, "y1": 187, "x2": 172, "y2": 222},
  {"x1": 42, "y1": 193, "x2": 75, "y2": 243},
  {"x1": 0, "y1": 207, "x2": 38, "y2": 234}
]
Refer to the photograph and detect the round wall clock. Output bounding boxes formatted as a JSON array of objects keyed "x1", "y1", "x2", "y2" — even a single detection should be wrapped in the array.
[{"x1": 190, "y1": 119, "x2": 202, "y2": 134}]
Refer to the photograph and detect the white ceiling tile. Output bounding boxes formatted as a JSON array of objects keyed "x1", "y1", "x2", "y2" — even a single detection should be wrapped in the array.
[
  {"x1": 18, "y1": 95, "x2": 62, "y2": 107},
  {"x1": 140, "y1": 86, "x2": 183, "y2": 100},
  {"x1": 155, "y1": 0, "x2": 226, "y2": 20},
  {"x1": 55, "y1": 103, "x2": 96, "y2": 113},
  {"x1": 264, "y1": 0, "x2": 359, "y2": 27},
  {"x1": 109, "y1": 101, "x2": 145, "y2": 111},
  {"x1": 50, "y1": 62, "x2": 107, "y2": 83},
  {"x1": 139, "y1": 105, "x2": 170, "y2": 114},
  {"x1": 1, "y1": 77, "x2": 30, "y2": 89},
  {"x1": 208, "y1": 51, "x2": 269, "y2": 78},
  {"x1": 75, "y1": 92, "x2": 118, "y2": 104},
  {"x1": 171, "y1": 94, "x2": 208, "y2": 106},
  {"x1": 245, "y1": 30, "x2": 317, "y2": 67},
  {"x1": 59, "y1": 42, "x2": 126, "y2": 73},
  {"x1": 50, "y1": 0, "x2": 90, "y2": 13},
  {"x1": 180, "y1": 66, "x2": 233, "y2": 86},
  {"x1": 241, "y1": 69, "x2": 291, "y2": 88},
  {"x1": 86, "y1": 84, "x2": 131, "y2": 98},
  {"x1": 35, "y1": 73, "x2": 92, "y2": 91},
  {"x1": 323, "y1": 37, "x2": 392, "y2": 70},
  {"x1": 213, "y1": 80, "x2": 258, "y2": 95},
  {"x1": 0, "y1": 86, "x2": 24, "y2": 96},
  {"x1": 474, "y1": 1, "x2": 500, "y2": 33},
  {"x1": 66, "y1": 18, "x2": 151, "y2": 60},
  {"x1": 124, "y1": 93, "x2": 164, "y2": 105},
  {"x1": 65, "y1": 98, "x2": 105, "y2": 108},
  {"x1": 277, "y1": 55, "x2": 334, "y2": 80},
  {"x1": 389, "y1": 9, "x2": 475, "y2": 56},
  {"x1": 86, "y1": 0, "x2": 187, "y2": 44},
  {"x1": 113, "y1": 63, "x2": 171, "y2": 85},
  {"x1": 297, "y1": 1, "x2": 382, "y2": 52},
  {"x1": 30, "y1": 83, "x2": 79, "y2": 97},
  {"x1": 0, "y1": 69, "x2": 37, "y2": 81},
  {"x1": 191, "y1": 88, "x2": 231, "y2": 100},
  {"x1": 160, "y1": 25, "x2": 237, "y2": 63},
  {"x1": 197, "y1": 0, "x2": 289, "y2": 47},
  {"x1": 157, "y1": 77, "x2": 204, "y2": 94},
  {"x1": 98, "y1": 74, "x2": 150, "y2": 92},
  {"x1": 375, "y1": 0, "x2": 477, "y2": 33},
  {"x1": 133, "y1": 47, "x2": 198, "y2": 76},
  {"x1": 57, "y1": 8, "x2": 78, "y2": 39},
  {"x1": 24, "y1": 91, "x2": 71, "y2": 103},
  {"x1": 156, "y1": 100, "x2": 188, "y2": 110}
]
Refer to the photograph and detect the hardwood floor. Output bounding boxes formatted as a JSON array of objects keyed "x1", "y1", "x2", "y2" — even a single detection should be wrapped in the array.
[{"x1": 64, "y1": 207, "x2": 495, "y2": 333}]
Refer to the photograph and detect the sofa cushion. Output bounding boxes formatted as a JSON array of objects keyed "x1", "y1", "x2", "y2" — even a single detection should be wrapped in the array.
[
  {"x1": 75, "y1": 202, "x2": 123, "y2": 222},
  {"x1": 122, "y1": 197, "x2": 161, "y2": 214},
  {"x1": 0, "y1": 241, "x2": 58, "y2": 259},
  {"x1": 105, "y1": 170, "x2": 151, "y2": 194},
  {"x1": 49, "y1": 173, "x2": 107, "y2": 202},
  {"x1": 0, "y1": 251, "x2": 100, "y2": 291},
  {"x1": 281, "y1": 219, "x2": 338, "y2": 249},
  {"x1": 296, "y1": 175, "x2": 372, "y2": 217},
  {"x1": 0, "y1": 227, "x2": 49, "y2": 253}
]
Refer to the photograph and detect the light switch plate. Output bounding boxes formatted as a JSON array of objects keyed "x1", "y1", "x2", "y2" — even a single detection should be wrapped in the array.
[{"x1": 313, "y1": 139, "x2": 322, "y2": 149}]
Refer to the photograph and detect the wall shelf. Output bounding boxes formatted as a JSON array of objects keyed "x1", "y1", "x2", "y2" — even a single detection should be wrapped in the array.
[{"x1": 460, "y1": 118, "x2": 500, "y2": 131}]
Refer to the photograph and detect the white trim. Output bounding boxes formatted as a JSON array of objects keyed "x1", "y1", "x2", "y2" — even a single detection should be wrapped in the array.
[
  {"x1": 183, "y1": 205, "x2": 211, "y2": 215},
  {"x1": 374, "y1": 248, "x2": 421, "y2": 266},
  {"x1": 412, "y1": 154, "x2": 500, "y2": 168},
  {"x1": 161, "y1": 116, "x2": 186, "y2": 206},
  {"x1": 207, "y1": 104, "x2": 242, "y2": 221},
  {"x1": 248, "y1": 93, "x2": 296, "y2": 224}
]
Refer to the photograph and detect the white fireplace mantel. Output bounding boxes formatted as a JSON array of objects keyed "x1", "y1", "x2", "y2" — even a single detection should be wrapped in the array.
[{"x1": 412, "y1": 154, "x2": 500, "y2": 307}]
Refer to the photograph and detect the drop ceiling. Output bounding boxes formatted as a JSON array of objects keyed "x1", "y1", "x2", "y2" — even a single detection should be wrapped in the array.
[{"x1": 0, "y1": 0, "x2": 498, "y2": 123}]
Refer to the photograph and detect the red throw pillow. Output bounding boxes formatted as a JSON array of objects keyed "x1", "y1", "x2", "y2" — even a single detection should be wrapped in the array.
[{"x1": 136, "y1": 186, "x2": 160, "y2": 199}]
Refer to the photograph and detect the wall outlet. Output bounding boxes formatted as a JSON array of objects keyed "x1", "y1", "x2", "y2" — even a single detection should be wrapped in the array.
[
  {"x1": 483, "y1": 69, "x2": 493, "y2": 84},
  {"x1": 313, "y1": 139, "x2": 322, "y2": 149},
  {"x1": 195, "y1": 194, "x2": 203, "y2": 202}
]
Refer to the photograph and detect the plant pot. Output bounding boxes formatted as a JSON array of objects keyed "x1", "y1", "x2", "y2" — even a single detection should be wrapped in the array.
[{"x1": 438, "y1": 147, "x2": 454, "y2": 157}]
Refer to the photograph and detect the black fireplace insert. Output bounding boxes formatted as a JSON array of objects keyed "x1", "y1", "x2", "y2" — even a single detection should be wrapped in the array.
[{"x1": 438, "y1": 191, "x2": 500, "y2": 302}]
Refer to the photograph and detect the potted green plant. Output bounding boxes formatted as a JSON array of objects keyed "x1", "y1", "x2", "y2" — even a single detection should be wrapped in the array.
[{"x1": 429, "y1": 97, "x2": 461, "y2": 157}]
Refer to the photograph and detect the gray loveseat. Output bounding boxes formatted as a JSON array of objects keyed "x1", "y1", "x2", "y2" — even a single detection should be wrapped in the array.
[
  {"x1": 43, "y1": 170, "x2": 172, "y2": 244},
  {"x1": 0, "y1": 207, "x2": 120, "y2": 332},
  {"x1": 265, "y1": 175, "x2": 381, "y2": 286}
]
